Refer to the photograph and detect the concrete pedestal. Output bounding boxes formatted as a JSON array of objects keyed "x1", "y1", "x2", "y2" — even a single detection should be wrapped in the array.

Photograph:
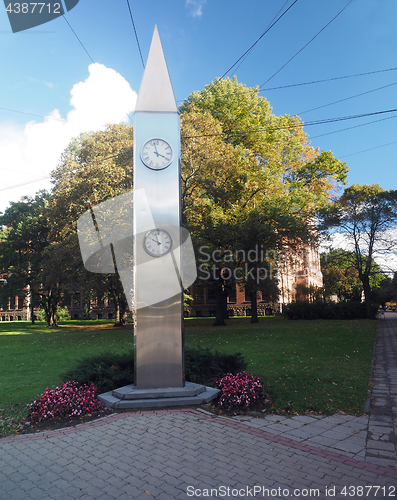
[{"x1": 98, "y1": 382, "x2": 220, "y2": 409}]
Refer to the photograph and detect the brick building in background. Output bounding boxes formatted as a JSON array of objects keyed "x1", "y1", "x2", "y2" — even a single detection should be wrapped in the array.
[
  {"x1": 0, "y1": 242, "x2": 323, "y2": 321},
  {"x1": 188, "y1": 242, "x2": 324, "y2": 318}
]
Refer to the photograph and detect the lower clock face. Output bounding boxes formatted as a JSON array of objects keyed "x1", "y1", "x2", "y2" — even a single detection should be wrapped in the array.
[
  {"x1": 143, "y1": 228, "x2": 173, "y2": 257},
  {"x1": 141, "y1": 139, "x2": 173, "y2": 170}
]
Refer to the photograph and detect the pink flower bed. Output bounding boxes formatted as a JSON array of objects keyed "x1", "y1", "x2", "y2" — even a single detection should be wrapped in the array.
[
  {"x1": 215, "y1": 371, "x2": 265, "y2": 412},
  {"x1": 29, "y1": 381, "x2": 102, "y2": 422}
]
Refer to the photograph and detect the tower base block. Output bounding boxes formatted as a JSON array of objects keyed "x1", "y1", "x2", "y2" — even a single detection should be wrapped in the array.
[{"x1": 98, "y1": 382, "x2": 220, "y2": 409}]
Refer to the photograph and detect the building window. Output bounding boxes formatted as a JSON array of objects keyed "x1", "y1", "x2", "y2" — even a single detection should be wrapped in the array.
[
  {"x1": 63, "y1": 294, "x2": 72, "y2": 308},
  {"x1": 206, "y1": 287, "x2": 216, "y2": 304},
  {"x1": 193, "y1": 286, "x2": 204, "y2": 304},
  {"x1": 17, "y1": 296, "x2": 24, "y2": 310},
  {"x1": 73, "y1": 292, "x2": 81, "y2": 309},
  {"x1": 228, "y1": 287, "x2": 236, "y2": 303}
]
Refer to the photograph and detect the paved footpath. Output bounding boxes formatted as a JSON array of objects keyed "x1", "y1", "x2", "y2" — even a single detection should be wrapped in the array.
[{"x1": 0, "y1": 315, "x2": 396, "y2": 500}]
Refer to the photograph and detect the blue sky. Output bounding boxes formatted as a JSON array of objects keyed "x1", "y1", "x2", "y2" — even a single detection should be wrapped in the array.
[{"x1": 0, "y1": 0, "x2": 396, "y2": 213}]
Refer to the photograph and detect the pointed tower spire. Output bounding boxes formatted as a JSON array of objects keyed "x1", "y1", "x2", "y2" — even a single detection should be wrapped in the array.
[{"x1": 135, "y1": 26, "x2": 178, "y2": 113}]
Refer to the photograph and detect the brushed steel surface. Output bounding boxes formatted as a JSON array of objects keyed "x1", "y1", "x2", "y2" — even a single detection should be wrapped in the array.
[
  {"x1": 135, "y1": 26, "x2": 178, "y2": 113},
  {"x1": 133, "y1": 109, "x2": 183, "y2": 388}
]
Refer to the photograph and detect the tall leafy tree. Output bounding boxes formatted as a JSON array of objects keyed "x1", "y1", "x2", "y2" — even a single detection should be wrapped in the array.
[
  {"x1": 49, "y1": 123, "x2": 134, "y2": 326},
  {"x1": 181, "y1": 78, "x2": 348, "y2": 324},
  {"x1": 320, "y1": 248, "x2": 388, "y2": 302},
  {"x1": 0, "y1": 192, "x2": 63, "y2": 327},
  {"x1": 320, "y1": 184, "x2": 397, "y2": 318}
]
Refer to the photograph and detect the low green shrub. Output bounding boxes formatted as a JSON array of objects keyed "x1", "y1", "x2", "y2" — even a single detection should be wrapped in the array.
[
  {"x1": 284, "y1": 301, "x2": 378, "y2": 320},
  {"x1": 62, "y1": 347, "x2": 247, "y2": 393},
  {"x1": 184, "y1": 347, "x2": 247, "y2": 385},
  {"x1": 39, "y1": 306, "x2": 71, "y2": 322},
  {"x1": 62, "y1": 350, "x2": 135, "y2": 394}
]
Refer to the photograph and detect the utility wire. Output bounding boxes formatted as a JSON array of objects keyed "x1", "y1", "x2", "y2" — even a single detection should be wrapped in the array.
[
  {"x1": 0, "y1": 149, "x2": 134, "y2": 193},
  {"x1": 0, "y1": 107, "x2": 54, "y2": 120},
  {"x1": 61, "y1": 5, "x2": 133, "y2": 125},
  {"x1": 177, "y1": 66, "x2": 397, "y2": 104},
  {"x1": 231, "y1": 0, "x2": 290, "y2": 75},
  {"x1": 340, "y1": 140, "x2": 397, "y2": 159},
  {"x1": 3, "y1": 109, "x2": 397, "y2": 194},
  {"x1": 221, "y1": 0, "x2": 298, "y2": 79},
  {"x1": 126, "y1": 0, "x2": 145, "y2": 68},
  {"x1": 62, "y1": 15, "x2": 96, "y2": 66},
  {"x1": 260, "y1": 0, "x2": 354, "y2": 88},
  {"x1": 181, "y1": 108, "x2": 397, "y2": 139},
  {"x1": 261, "y1": 67, "x2": 397, "y2": 91},
  {"x1": 310, "y1": 114, "x2": 397, "y2": 140},
  {"x1": 299, "y1": 81, "x2": 397, "y2": 115},
  {"x1": 0, "y1": 176, "x2": 51, "y2": 193}
]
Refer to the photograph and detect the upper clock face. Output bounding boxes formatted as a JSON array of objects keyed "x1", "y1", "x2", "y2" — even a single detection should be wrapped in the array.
[
  {"x1": 143, "y1": 228, "x2": 173, "y2": 257},
  {"x1": 141, "y1": 139, "x2": 173, "y2": 170}
]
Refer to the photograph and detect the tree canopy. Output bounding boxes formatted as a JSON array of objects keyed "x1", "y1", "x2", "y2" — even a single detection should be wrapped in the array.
[
  {"x1": 320, "y1": 184, "x2": 397, "y2": 318},
  {"x1": 180, "y1": 77, "x2": 348, "y2": 324},
  {"x1": 0, "y1": 78, "x2": 350, "y2": 326}
]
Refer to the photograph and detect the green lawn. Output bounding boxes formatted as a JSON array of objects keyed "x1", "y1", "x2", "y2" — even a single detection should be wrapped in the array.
[
  {"x1": 0, "y1": 316, "x2": 377, "y2": 437},
  {"x1": 0, "y1": 320, "x2": 134, "y2": 437},
  {"x1": 184, "y1": 316, "x2": 377, "y2": 416}
]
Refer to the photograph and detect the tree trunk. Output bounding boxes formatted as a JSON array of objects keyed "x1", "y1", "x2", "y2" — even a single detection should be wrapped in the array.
[
  {"x1": 42, "y1": 289, "x2": 59, "y2": 328},
  {"x1": 30, "y1": 301, "x2": 35, "y2": 324},
  {"x1": 112, "y1": 289, "x2": 127, "y2": 327},
  {"x1": 250, "y1": 290, "x2": 259, "y2": 323},
  {"x1": 113, "y1": 297, "x2": 122, "y2": 326},
  {"x1": 48, "y1": 310, "x2": 58, "y2": 328},
  {"x1": 213, "y1": 284, "x2": 227, "y2": 326},
  {"x1": 43, "y1": 303, "x2": 58, "y2": 327}
]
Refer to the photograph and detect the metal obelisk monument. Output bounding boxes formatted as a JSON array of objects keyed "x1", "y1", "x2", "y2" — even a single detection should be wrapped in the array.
[{"x1": 133, "y1": 26, "x2": 183, "y2": 389}]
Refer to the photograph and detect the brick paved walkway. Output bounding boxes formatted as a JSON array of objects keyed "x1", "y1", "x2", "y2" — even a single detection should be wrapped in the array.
[
  {"x1": 366, "y1": 312, "x2": 397, "y2": 467},
  {"x1": 0, "y1": 314, "x2": 396, "y2": 500}
]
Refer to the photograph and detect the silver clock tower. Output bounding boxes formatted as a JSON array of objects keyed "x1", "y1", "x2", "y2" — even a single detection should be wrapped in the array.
[{"x1": 133, "y1": 26, "x2": 183, "y2": 389}]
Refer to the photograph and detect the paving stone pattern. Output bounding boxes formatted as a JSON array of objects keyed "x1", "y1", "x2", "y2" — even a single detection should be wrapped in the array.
[
  {"x1": 0, "y1": 313, "x2": 396, "y2": 500},
  {"x1": 366, "y1": 312, "x2": 397, "y2": 468}
]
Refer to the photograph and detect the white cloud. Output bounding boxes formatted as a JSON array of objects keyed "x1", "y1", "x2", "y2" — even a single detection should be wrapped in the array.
[
  {"x1": 0, "y1": 63, "x2": 137, "y2": 214},
  {"x1": 186, "y1": 0, "x2": 206, "y2": 17}
]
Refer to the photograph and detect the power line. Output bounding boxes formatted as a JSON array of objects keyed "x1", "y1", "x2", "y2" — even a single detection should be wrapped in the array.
[
  {"x1": 181, "y1": 108, "x2": 397, "y2": 140},
  {"x1": 61, "y1": 15, "x2": 96, "y2": 66},
  {"x1": 232, "y1": 0, "x2": 291, "y2": 75},
  {"x1": 260, "y1": 0, "x2": 354, "y2": 88},
  {"x1": 310, "y1": 114, "x2": 397, "y2": 140},
  {"x1": 0, "y1": 176, "x2": 51, "y2": 193},
  {"x1": 126, "y1": 0, "x2": 145, "y2": 68},
  {"x1": 61, "y1": 7, "x2": 133, "y2": 125},
  {"x1": 0, "y1": 107, "x2": 53, "y2": 120},
  {"x1": 3, "y1": 108, "x2": 397, "y2": 194},
  {"x1": 299, "y1": 81, "x2": 397, "y2": 115},
  {"x1": 0, "y1": 149, "x2": 134, "y2": 194},
  {"x1": 340, "y1": 140, "x2": 397, "y2": 159},
  {"x1": 221, "y1": 0, "x2": 299, "y2": 79},
  {"x1": 260, "y1": 67, "x2": 397, "y2": 91}
]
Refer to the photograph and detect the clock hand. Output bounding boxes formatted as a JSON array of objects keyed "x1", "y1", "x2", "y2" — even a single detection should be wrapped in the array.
[{"x1": 156, "y1": 152, "x2": 169, "y2": 160}]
